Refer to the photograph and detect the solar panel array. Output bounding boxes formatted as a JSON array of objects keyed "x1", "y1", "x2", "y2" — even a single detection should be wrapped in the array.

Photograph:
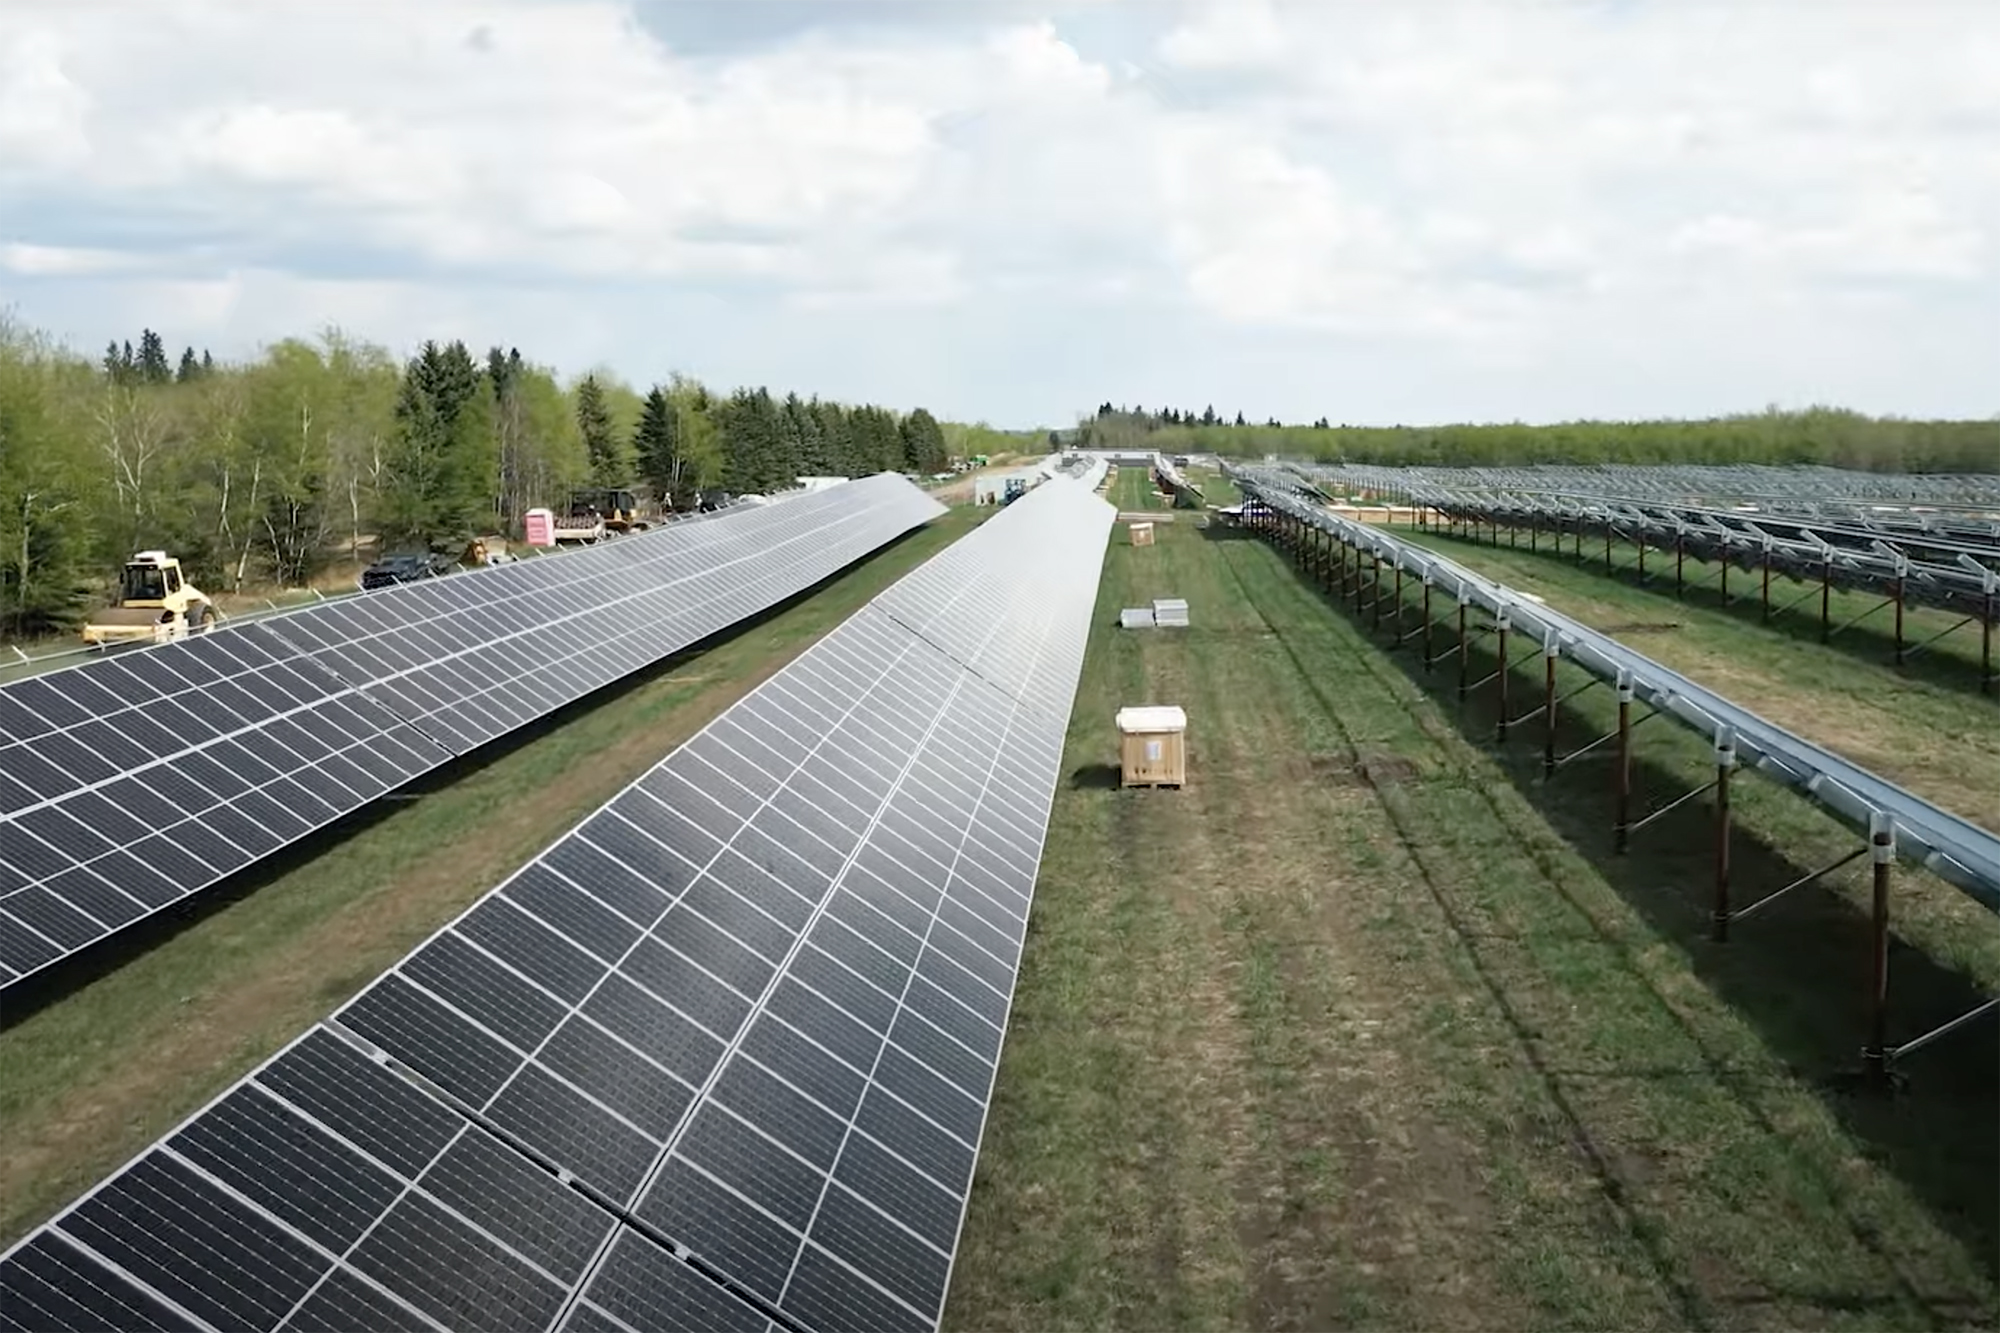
[
  {"x1": 0, "y1": 475, "x2": 1118, "y2": 1333},
  {"x1": 0, "y1": 475, "x2": 945, "y2": 989}
]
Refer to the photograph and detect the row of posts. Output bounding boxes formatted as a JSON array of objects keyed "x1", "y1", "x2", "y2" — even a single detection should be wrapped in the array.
[
  {"x1": 1245, "y1": 495, "x2": 1914, "y2": 1087},
  {"x1": 1405, "y1": 500, "x2": 1996, "y2": 696}
]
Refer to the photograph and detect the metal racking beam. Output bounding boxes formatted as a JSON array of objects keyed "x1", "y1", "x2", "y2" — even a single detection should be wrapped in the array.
[{"x1": 1231, "y1": 464, "x2": 2000, "y2": 1081}]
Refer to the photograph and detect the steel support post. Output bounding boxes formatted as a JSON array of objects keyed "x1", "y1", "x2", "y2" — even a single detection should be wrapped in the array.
[
  {"x1": 1614, "y1": 674, "x2": 1634, "y2": 854},
  {"x1": 1605, "y1": 527, "x2": 1613, "y2": 575},
  {"x1": 1393, "y1": 564, "x2": 1405, "y2": 644},
  {"x1": 1761, "y1": 547, "x2": 1773, "y2": 623},
  {"x1": 1530, "y1": 521, "x2": 1538, "y2": 553},
  {"x1": 1542, "y1": 635, "x2": 1560, "y2": 777},
  {"x1": 1720, "y1": 552, "x2": 1729, "y2": 606},
  {"x1": 1985, "y1": 594, "x2": 1995, "y2": 697},
  {"x1": 1457, "y1": 597, "x2": 1471, "y2": 701},
  {"x1": 1862, "y1": 813, "x2": 1896, "y2": 1087},
  {"x1": 1820, "y1": 559, "x2": 1833, "y2": 643},
  {"x1": 1422, "y1": 577, "x2": 1435, "y2": 673},
  {"x1": 1676, "y1": 535, "x2": 1686, "y2": 598},
  {"x1": 1894, "y1": 576, "x2": 1906, "y2": 667},
  {"x1": 1711, "y1": 732, "x2": 1736, "y2": 943},
  {"x1": 1637, "y1": 540, "x2": 1647, "y2": 581},
  {"x1": 1371, "y1": 554, "x2": 1385, "y2": 633},
  {"x1": 1495, "y1": 612, "x2": 1513, "y2": 744}
]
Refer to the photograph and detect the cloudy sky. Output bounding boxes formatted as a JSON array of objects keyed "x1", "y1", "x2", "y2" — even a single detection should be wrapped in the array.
[{"x1": 3, "y1": 0, "x2": 1997, "y2": 428}]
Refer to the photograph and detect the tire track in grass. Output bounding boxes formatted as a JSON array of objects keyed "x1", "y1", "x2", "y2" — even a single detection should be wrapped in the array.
[
  {"x1": 1214, "y1": 533, "x2": 1710, "y2": 1330},
  {"x1": 1237, "y1": 532, "x2": 1991, "y2": 1329},
  {"x1": 1270, "y1": 545, "x2": 1992, "y2": 1326}
]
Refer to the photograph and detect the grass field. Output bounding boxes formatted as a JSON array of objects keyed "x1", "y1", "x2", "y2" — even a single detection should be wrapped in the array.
[
  {"x1": 948, "y1": 514, "x2": 1997, "y2": 1331},
  {"x1": 0, "y1": 507, "x2": 985, "y2": 1249}
]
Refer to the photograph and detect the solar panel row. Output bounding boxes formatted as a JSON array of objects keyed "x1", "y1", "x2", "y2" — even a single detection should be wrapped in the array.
[
  {"x1": 0, "y1": 476, "x2": 945, "y2": 989},
  {"x1": 0, "y1": 475, "x2": 1117, "y2": 1333}
]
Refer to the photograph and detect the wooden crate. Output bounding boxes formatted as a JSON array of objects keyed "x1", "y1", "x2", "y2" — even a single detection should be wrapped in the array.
[
  {"x1": 1117, "y1": 705, "x2": 1187, "y2": 788},
  {"x1": 1129, "y1": 521, "x2": 1155, "y2": 547}
]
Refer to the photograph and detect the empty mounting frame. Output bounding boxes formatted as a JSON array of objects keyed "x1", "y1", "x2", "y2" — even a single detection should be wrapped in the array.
[
  {"x1": 0, "y1": 475, "x2": 1118, "y2": 1333},
  {"x1": 0, "y1": 475, "x2": 945, "y2": 988}
]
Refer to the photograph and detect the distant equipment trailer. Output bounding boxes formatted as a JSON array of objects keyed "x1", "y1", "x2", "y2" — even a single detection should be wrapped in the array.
[
  {"x1": 82, "y1": 552, "x2": 217, "y2": 646},
  {"x1": 552, "y1": 487, "x2": 656, "y2": 544}
]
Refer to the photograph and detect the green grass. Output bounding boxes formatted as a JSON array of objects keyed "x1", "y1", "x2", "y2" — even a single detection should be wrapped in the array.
[
  {"x1": 1109, "y1": 465, "x2": 1166, "y2": 512},
  {"x1": 0, "y1": 508, "x2": 985, "y2": 1248},
  {"x1": 947, "y1": 516, "x2": 1998, "y2": 1331},
  {"x1": 1187, "y1": 467, "x2": 1241, "y2": 505}
]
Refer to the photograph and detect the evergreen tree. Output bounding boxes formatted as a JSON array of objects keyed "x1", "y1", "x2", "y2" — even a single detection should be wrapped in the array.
[
  {"x1": 177, "y1": 347, "x2": 199, "y2": 383},
  {"x1": 1202, "y1": 404, "x2": 1217, "y2": 426},
  {"x1": 634, "y1": 386, "x2": 677, "y2": 501},
  {"x1": 899, "y1": 407, "x2": 947, "y2": 474},
  {"x1": 378, "y1": 339, "x2": 489, "y2": 547},
  {"x1": 138, "y1": 329, "x2": 170, "y2": 384},
  {"x1": 121, "y1": 340, "x2": 135, "y2": 380},
  {"x1": 574, "y1": 374, "x2": 629, "y2": 486},
  {"x1": 201, "y1": 350, "x2": 214, "y2": 376},
  {"x1": 102, "y1": 341, "x2": 125, "y2": 384},
  {"x1": 783, "y1": 392, "x2": 829, "y2": 476},
  {"x1": 713, "y1": 386, "x2": 786, "y2": 493},
  {"x1": 1234, "y1": 410, "x2": 1246, "y2": 427}
]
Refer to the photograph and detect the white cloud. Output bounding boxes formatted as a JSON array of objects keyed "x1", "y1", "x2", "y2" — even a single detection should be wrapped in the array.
[
  {"x1": 0, "y1": 0, "x2": 1995, "y2": 426},
  {"x1": 0, "y1": 27, "x2": 91, "y2": 169},
  {"x1": 0, "y1": 242, "x2": 139, "y2": 277}
]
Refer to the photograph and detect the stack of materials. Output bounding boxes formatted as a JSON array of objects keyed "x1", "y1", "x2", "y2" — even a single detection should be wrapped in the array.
[
  {"x1": 1153, "y1": 597, "x2": 1189, "y2": 627},
  {"x1": 1120, "y1": 607, "x2": 1156, "y2": 629},
  {"x1": 1129, "y1": 521, "x2": 1155, "y2": 546}
]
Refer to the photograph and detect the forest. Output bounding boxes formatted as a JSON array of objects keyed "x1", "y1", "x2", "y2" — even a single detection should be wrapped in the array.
[
  {"x1": 0, "y1": 318, "x2": 951, "y2": 636},
  {"x1": 9, "y1": 310, "x2": 1996, "y2": 638},
  {"x1": 1078, "y1": 403, "x2": 2000, "y2": 472}
]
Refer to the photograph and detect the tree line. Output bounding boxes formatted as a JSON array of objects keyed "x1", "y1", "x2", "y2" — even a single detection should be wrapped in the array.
[
  {"x1": 1080, "y1": 404, "x2": 2000, "y2": 472},
  {"x1": 0, "y1": 318, "x2": 950, "y2": 636}
]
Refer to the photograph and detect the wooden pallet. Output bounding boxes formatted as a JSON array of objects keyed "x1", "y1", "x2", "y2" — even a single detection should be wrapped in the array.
[{"x1": 1122, "y1": 780, "x2": 1183, "y2": 790}]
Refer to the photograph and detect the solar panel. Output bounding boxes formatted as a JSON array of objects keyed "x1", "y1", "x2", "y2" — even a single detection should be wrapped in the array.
[
  {"x1": 0, "y1": 476, "x2": 944, "y2": 989},
  {"x1": 0, "y1": 475, "x2": 1116, "y2": 1333}
]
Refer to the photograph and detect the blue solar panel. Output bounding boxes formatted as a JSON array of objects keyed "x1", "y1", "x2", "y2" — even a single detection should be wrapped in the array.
[
  {"x1": 0, "y1": 476, "x2": 944, "y2": 988},
  {"x1": 0, "y1": 476, "x2": 1116, "y2": 1333}
]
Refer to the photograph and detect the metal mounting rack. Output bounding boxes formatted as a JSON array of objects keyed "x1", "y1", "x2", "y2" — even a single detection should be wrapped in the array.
[{"x1": 1231, "y1": 463, "x2": 2000, "y2": 1083}]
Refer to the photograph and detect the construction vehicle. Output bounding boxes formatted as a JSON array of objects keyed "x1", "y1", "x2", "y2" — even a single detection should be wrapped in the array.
[
  {"x1": 82, "y1": 552, "x2": 216, "y2": 645},
  {"x1": 552, "y1": 488, "x2": 653, "y2": 544}
]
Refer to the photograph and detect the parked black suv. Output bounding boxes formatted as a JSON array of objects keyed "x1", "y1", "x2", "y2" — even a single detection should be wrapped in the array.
[{"x1": 359, "y1": 552, "x2": 455, "y2": 590}]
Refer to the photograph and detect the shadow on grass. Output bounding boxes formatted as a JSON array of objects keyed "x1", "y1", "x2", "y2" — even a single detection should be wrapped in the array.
[
  {"x1": 1263, "y1": 527, "x2": 2000, "y2": 1301},
  {"x1": 1067, "y1": 762, "x2": 1123, "y2": 790},
  {"x1": 0, "y1": 527, "x2": 929, "y2": 1029},
  {"x1": 1417, "y1": 526, "x2": 1996, "y2": 701}
]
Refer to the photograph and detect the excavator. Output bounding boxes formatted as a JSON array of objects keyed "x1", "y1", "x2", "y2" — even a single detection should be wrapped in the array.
[{"x1": 82, "y1": 551, "x2": 217, "y2": 646}]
